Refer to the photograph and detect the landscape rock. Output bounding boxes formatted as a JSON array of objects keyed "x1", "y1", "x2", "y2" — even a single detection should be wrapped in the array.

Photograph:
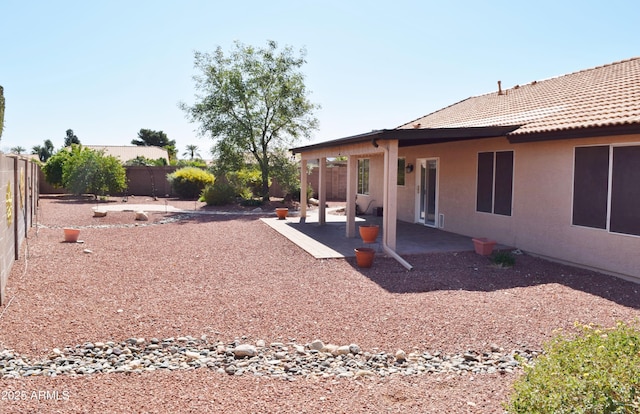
[
  {"x1": 135, "y1": 211, "x2": 149, "y2": 221},
  {"x1": 233, "y1": 344, "x2": 257, "y2": 358},
  {"x1": 0, "y1": 339, "x2": 537, "y2": 381}
]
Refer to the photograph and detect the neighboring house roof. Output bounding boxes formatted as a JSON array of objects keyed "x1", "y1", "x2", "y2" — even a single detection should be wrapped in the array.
[
  {"x1": 400, "y1": 57, "x2": 640, "y2": 137},
  {"x1": 84, "y1": 145, "x2": 169, "y2": 163},
  {"x1": 293, "y1": 57, "x2": 640, "y2": 153}
]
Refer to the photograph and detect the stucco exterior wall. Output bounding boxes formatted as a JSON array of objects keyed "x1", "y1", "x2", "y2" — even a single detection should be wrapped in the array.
[{"x1": 396, "y1": 134, "x2": 640, "y2": 280}]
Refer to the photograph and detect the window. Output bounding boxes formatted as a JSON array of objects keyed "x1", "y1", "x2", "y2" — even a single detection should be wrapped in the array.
[
  {"x1": 397, "y1": 158, "x2": 406, "y2": 186},
  {"x1": 476, "y1": 151, "x2": 513, "y2": 216},
  {"x1": 357, "y1": 158, "x2": 369, "y2": 195},
  {"x1": 573, "y1": 144, "x2": 640, "y2": 236}
]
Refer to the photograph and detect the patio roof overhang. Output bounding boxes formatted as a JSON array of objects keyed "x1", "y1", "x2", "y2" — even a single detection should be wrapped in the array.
[{"x1": 291, "y1": 125, "x2": 521, "y2": 154}]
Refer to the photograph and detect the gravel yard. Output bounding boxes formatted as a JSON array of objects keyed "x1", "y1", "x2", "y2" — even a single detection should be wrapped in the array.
[{"x1": 0, "y1": 196, "x2": 639, "y2": 413}]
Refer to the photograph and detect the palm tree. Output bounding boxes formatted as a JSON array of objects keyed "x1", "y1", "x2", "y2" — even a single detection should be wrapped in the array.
[
  {"x1": 10, "y1": 146, "x2": 25, "y2": 154},
  {"x1": 183, "y1": 144, "x2": 201, "y2": 160},
  {"x1": 32, "y1": 139, "x2": 55, "y2": 162}
]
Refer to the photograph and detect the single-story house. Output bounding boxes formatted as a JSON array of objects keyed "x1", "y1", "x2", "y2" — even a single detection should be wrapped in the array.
[
  {"x1": 292, "y1": 57, "x2": 640, "y2": 281},
  {"x1": 84, "y1": 145, "x2": 170, "y2": 164}
]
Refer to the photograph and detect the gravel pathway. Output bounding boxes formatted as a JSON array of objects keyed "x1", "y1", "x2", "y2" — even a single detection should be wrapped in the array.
[{"x1": 0, "y1": 196, "x2": 638, "y2": 413}]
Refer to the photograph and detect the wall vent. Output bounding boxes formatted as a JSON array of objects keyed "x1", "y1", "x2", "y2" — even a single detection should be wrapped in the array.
[{"x1": 438, "y1": 214, "x2": 445, "y2": 228}]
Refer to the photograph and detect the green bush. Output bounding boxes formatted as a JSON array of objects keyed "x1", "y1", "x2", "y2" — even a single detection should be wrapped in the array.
[
  {"x1": 62, "y1": 147, "x2": 127, "y2": 196},
  {"x1": 269, "y1": 149, "x2": 300, "y2": 198},
  {"x1": 506, "y1": 321, "x2": 640, "y2": 413},
  {"x1": 240, "y1": 198, "x2": 263, "y2": 207},
  {"x1": 200, "y1": 180, "x2": 235, "y2": 206},
  {"x1": 167, "y1": 167, "x2": 214, "y2": 199},
  {"x1": 42, "y1": 149, "x2": 71, "y2": 187},
  {"x1": 492, "y1": 251, "x2": 515, "y2": 268},
  {"x1": 289, "y1": 183, "x2": 314, "y2": 202},
  {"x1": 227, "y1": 167, "x2": 265, "y2": 198}
]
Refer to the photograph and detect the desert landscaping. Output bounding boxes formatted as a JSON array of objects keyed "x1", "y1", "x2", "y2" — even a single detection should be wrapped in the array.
[{"x1": 0, "y1": 196, "x2": 638, "y2": 413}]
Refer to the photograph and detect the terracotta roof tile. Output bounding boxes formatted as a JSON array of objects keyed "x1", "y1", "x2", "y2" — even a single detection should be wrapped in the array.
[
  {"x1": 84, "y1": 145, "x2": 170, "y2": 162},
  {"x1": 399, "y1": 57, "x2": 640, "y2": 136}
]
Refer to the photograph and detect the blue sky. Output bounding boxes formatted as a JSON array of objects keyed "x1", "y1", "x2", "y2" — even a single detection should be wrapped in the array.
[{"x1": 1, "y1": 0, "x2": 637, "y2": 157}]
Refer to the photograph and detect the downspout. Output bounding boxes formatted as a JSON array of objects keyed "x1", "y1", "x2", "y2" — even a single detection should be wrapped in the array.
[{"x1": 377, "y1": 140, "x2": 413, "y2": 270}]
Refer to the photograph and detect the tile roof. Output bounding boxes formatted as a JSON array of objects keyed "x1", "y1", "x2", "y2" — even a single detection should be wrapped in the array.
[
  {"x1": 399, "y1": 57, "x2": 640, "y2": 136},
  {"x1": 84, "y1": 145, "x2": 169, "y2": 162}
]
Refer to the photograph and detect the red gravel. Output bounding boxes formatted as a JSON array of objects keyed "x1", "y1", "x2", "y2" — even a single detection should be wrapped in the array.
[{"x1": 1, "y1": 196, "x2": 639, "y2": 413}]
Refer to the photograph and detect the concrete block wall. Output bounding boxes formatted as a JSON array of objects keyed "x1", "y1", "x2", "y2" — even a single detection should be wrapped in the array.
[{"x1": 0, "y1": 155, "x2": 39, "y2": 305}]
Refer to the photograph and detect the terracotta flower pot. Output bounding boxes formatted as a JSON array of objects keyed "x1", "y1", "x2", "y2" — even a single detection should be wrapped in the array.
[
  {"x1": 358, "y1": 225, "x2": 379, "y2": 244},
  {"x1": 354, "y1": 247, "x2": 375, "y2": 268},
  {"x1": 275, "y1": 208, "x2": 289, "y2": 220},
  {"x1": 63, "y1": 228, "x2": 80, "y2": 243},
  {"x1": 472, "y1": 238, "x2": 496, "y2": 256}
]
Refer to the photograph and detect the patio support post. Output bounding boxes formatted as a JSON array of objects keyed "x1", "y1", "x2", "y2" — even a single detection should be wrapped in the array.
[
  {"x1": 383, "y1": 141, "x2": 399, "y2": 250},
  {"x1": 300, "y1": 158, "x2": 307, "y2": 221},
  {"x1": 318, "y1": 157, "x2": 327, "y2": 225},
  {"x1": 345, "y1": 155, "x2": 357, "y2": 237}
]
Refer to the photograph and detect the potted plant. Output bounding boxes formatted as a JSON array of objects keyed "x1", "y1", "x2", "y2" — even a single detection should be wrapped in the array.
[
  {"x1": 472, "y1": 237, "x2": 496, "y2": 256},
  {"x1": 275, "y1": 208, "x2": 289, "y2": 220},
  {"x1": 354, "y1": 247, "x2": 375, "y2": 268},
  {"x1": 358, "y1": 224, "x2": 379, "y2": 243},
  {"x1": 63, "y1": 227, "x2": 81, "y2": 243}
]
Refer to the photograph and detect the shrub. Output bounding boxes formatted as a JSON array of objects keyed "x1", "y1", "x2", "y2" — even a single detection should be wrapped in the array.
[
  {"x1": 226, "y1": 167, "x2": 265, "y2": 198},
  {"x1": 240, "y1": 198, "x2": 263, "y2": 207},
  {"x1": 167, "y1": 167, "x2": 214, "y2": 199},
  {"x1": 43, "y1": 149, "x2": 71, "y2": 187},
  {"x1": 289, "y1": 183, "x2": 314, "y2": 202},
  {"x1": 492, "y1": 251, "x2": 515, "y2": 268},
  {"x1": 506, "y1": 321, "x2": 640, "y2": 413},
  {"x1": 61, "y1": 147, "x2": 127, "y2": 197},
  {"x1": 269, "y1": 149, "x2": 300, "y2": 198},
  {"x1": 200, "y1": 180, "x2": 235, "y2": 206}
]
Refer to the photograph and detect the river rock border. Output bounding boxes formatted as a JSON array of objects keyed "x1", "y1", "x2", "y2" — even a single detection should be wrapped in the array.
[{"x1": 1, "y1": 336, "x2": 540, "y2": 380}]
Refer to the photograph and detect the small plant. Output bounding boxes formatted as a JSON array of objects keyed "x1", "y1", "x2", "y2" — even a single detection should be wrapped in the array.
[
  {"x1": 240, "y1": 198, "x2": 263, "y2": 207},
  {"x1": 167, "y1": 167, "x2": 214, "y2": 199},
  {"x1": 505, "y1": 321, "x2": 640, "y2": 413},
  {"x1": 492, "y1": 251, "x2": 515, "y2": 268}
]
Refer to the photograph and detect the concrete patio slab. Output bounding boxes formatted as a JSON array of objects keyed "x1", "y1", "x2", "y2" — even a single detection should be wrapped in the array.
[{"x1": 261, "y1": 208, "x2": 506, "y2": 260}]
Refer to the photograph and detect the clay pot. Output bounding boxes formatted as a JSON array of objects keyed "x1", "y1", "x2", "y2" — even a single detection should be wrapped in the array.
[
  {"x1": 472, "y1": 238, "x2": 496, "y2": 256},
  {"x1": 275, "y1": 208, "x2": 289, "y2": 220},
  {"x1": 63, "y1": 228, "x2": 80, "y2": 243},
  {"x1": 354, "y1": 247, "x2": 375, "y2": 268},
  {"x1": 358, "y1": 224, "x2": 379, "y2": 243}
]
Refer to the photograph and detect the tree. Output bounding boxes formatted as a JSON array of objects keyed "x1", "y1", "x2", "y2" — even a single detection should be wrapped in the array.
[
  {"x1": 132, "y1": 128, "x2": 177, "y2": 162},
  {"x1": 64, "y1": 129, "x2": 80, "y2": 146},
  {"x1": 10, "y1": 146, "x2": 25, "y2": 154},
  {"x1": 183, "y1": 144, "x2": 201, "y2": 160},
  {"x1": 62, "y1": 147, "x2": 126, "y2": 197},
  {"x1": 32, "y1": 139, "x2": 55, "y2": 162},
  {"x1": 0, "y1": 85, "x2": 4, "y2": 140},
  {"x1": 42, "y1": 148, "x2": 72, "y2": 187},
  {"x1": 132, "y1": 128, "x2": 174, "y2": 147},
  {"x1": 181, "y1": 40, "x2": 319, "y2": 201},
  {"x1": 124, "y1": 156, "x2": 168, "y2": 166}
]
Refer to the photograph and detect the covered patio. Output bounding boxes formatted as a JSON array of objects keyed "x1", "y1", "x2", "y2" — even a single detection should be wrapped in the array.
[
  {"x1": 261, "y1": 207, "x2": 506, "y2": 263},
  {"x1": 290, "y1": 127, "x2": 518, "y2": 269}
]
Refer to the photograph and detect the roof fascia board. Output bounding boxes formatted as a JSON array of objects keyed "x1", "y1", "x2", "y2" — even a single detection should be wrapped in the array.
[{"x1": 292, "y1": 126, "x2": 520, "y2": 154}]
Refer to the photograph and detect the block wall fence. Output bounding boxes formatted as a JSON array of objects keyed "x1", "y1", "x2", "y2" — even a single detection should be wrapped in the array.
[{"x1": 0, "y1": 155, "x2": 39, "y2": 305}]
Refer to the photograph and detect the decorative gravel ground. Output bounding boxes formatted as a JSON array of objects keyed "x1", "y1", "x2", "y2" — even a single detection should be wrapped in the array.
[{"x1": 0, "y1": 196, "x2": 638, "y2": 413}]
